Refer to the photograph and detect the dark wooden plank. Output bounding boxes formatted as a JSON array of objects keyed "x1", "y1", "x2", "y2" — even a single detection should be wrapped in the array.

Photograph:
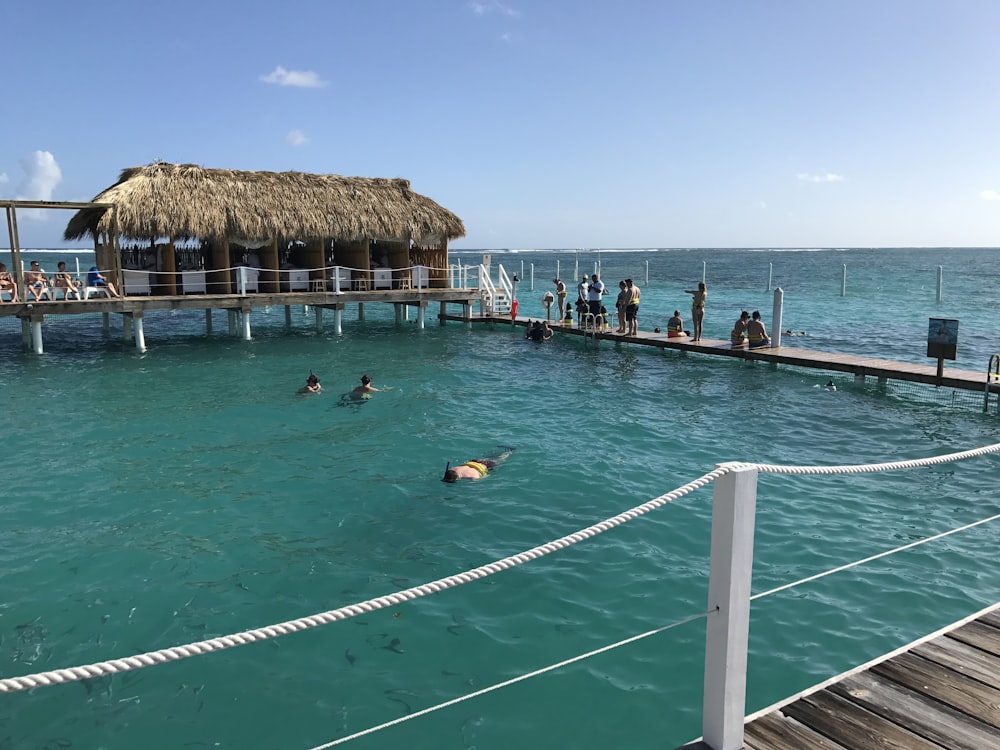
[
  {"x1": 914, "y1": 636, "x2": 1000, "y2": 690},
  {"x1": 948, "y1": 620, "x2": 1000, "y2": 658},
  {"x1": 831, "y1": 671, "x2": 1000, "y2": 750},
  {"x1": 872, "y1": 651, "x2": 1000, "y2": 730},
  {"x1": 783, "y1": 688, "x2": 945, "y2": 750},
  {"x1": 744, "y1": 710, "x2": 850, "y2": 750},
  {"x1": 981, "y1": 610, "x2": 1000, "y2": 630}
]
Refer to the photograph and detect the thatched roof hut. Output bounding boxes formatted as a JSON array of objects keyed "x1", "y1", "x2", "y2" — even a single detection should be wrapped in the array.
[{"x1": 64, "y1": 162, "x2": 465, "y2": 245}]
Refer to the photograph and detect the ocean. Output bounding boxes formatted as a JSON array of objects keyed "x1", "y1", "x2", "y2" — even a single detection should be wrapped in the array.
[{"x1": 1, "y1": 247, "x2": 998, "y2": 750}]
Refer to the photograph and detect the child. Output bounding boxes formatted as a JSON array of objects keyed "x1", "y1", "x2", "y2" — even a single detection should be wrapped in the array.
[{"x1": 562, "y1": 304, "x2": 574, "y2": 326}]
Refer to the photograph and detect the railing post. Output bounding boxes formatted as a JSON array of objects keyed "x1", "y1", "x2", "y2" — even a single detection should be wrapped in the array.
[
  {"x1": 702, "y1": 462, "x2": 758, "y2": 750},
  {"x1": 771, "y1": 288, "x2": 783, "y2": 349}
]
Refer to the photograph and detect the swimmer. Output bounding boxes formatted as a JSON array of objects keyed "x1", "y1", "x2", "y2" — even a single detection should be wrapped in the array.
[
  {"x1": 825, "y1": 380, "x2": 837, "y2": 392},
  {"x1": 784, "y1": 330, "x2": 808, "y2": 336},
  {"x1": 298, "y1": 371, "x2": 321, "y2": 394},
  {"x1": 442, "y1": 446, "x2": 515, "y2": 482},
  {"x1": 352, "y1": 374, "x2": 380, "y2": 396}
]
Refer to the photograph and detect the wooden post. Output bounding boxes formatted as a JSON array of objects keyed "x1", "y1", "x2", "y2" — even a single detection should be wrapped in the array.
[
  {"x1": 161, "y1": 239, "x2": 177, "y2": 295},
  {"x1": 702, "y1": 463, "x2": 758, "y2": 750},
  {"x1": 307, "y1": 239, "x2": 325, "y2": 290},
  {"x1": 210, "y1": 237, "x2": 232, "y2": 294},
  {"x1": 261, "y1": 239, "x2": 279, "y2": 294}
]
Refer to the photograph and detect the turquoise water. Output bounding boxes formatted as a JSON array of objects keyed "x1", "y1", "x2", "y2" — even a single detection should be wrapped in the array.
[{"x1": 1, "y1": 248, "x2": 999, "y2": 749}]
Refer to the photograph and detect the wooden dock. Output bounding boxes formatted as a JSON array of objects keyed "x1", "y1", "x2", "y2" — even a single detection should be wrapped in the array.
[
  {"x1": 678, "y1": 602, "x2": 1000, "y2": 749},
  {"x1": 467, "y1": 316, "x2": 1000, "y2": 397}
]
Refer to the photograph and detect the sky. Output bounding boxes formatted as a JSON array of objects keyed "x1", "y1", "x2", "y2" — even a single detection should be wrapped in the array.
[{"x1": 2, "y1": 0, "x2": 999, "y2": 249}]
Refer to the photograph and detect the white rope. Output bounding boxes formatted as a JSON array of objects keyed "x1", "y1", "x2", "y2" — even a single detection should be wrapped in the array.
[
  {"x1": 3, "y1": 443, "x2": 997, "y2": 696},
  {"x1": 306, "y1": 609, "x2": 714, "y2": 750},
  {"x1": 0, "y1": 467, "x2": 725, "y2": 695}
]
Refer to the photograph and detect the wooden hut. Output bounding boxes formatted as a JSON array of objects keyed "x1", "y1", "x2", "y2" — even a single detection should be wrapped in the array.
[{"x1": 64, "y1": 163, "x2": 466, "y2": 294}]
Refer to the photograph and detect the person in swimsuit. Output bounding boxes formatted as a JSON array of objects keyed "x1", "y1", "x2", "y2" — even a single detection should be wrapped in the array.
[
  {"x1": 615, "y1": 280, "x2": 628, "y2": 333},
  {"x1": 0, "y1": 263, "x2": 18, "y2": 303},
  {"x1": 747, "y1": 310, "x2": 770, "y2": 348},
  {"x1": 731, "y1": 311, "x2": 750, "y2": 345},
  {"x1": 553, "y1": 278, "x2": 567, "y2": 319},
  {"x1": 667, "y1": 310, "x2": 686, "y2": 338},
  {"x1": 685, "y1": 281, "x2": 707, "y2": 341},
  {"x1": 442, "y1": 447, "x2": 515, "y2": 482},
  {"x1": 25, "y1": 261, "x2": 50, "y2": 302},
  {"x1": 54, "y1": 261, "x2": 81, "y2": 299},
  {"x1": 624, "y1": 278, "x2": 640, "y2": 335}
]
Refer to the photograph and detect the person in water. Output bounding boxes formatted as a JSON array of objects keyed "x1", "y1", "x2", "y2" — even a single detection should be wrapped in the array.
[
  {"x1": 298, "y1": 371, "x2": 321, "y2": 394},
  {"x1": 442, "y1": 447, "x2": 515, "y2": 482},
  {"x1": 352, "y1": 374, "x2": 380, "y2": 396}
]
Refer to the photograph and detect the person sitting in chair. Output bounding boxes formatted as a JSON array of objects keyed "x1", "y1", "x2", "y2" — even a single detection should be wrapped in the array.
[
  {"x1": 0, "y1": 263, "x2": 19, "y2": 302},
  {"x1": 25, "y1": 261, "x2": 50, "y2": 301},
  {"x1": 54, "y1": 261, "x2": 81, "y2": 299},
  {"x1": 87, "y1": 266, "x2": 121, "y2": 298}
]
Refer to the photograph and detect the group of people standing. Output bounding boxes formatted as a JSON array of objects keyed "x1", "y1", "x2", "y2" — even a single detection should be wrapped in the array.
[{"x1": 552, "y1": 274, "x2": 640, "y2": 335}]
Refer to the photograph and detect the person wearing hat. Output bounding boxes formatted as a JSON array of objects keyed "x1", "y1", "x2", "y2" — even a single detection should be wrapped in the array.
[{"x1": 553, "y1": 278, "x2": 567, "y2": 319}]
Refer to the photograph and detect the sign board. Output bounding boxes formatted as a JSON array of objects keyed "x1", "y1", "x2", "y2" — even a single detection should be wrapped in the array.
[{"x1": 927, "y1": 318, "x2": 958, "y2": 360}]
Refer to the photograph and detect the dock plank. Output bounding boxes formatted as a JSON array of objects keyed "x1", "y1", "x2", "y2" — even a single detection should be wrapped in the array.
[
  {"x1": 913, "y1": 637, "x2": 1000, "y2": 690},
  {"x1": 947, "y1": 619, "x2": 1000, "y2": 658},
  {"x1": 829, "y1": 671, "x2": 1000, "y2": 749},
  {"x1": 743, "y1": 711, "x2": 850, "y2": 750},
  {"x1": 871, "y1": 651, "x2": 1000, "y2": 730}
]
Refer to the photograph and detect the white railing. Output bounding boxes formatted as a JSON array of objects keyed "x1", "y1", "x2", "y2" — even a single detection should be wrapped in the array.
[{"x1": 3, "y1": 443, "x2": 999, "y2": 750}]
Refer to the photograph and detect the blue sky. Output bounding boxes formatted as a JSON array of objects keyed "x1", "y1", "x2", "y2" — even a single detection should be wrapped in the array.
[{"x1": 2, "y1": 0, "x2": 998, "y2": 249}]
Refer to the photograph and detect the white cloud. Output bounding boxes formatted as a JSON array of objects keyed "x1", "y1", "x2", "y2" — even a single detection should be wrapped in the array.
[
  {"x1": 469, "y1": 0, "x2": 519, "y2": 18},
  {"x1": 981, "y1": 189, "x2": 1000, "y2": 201},
  {"x1": 758, "y1": 200, "x2": 767, "y2": 209},
  {"x1": 0, "y1": 172, "x2": 8, "y2": 185},
  {"x1": 286, "y1": 129, "x2": 309, "y2": 146},
  {"x1": 259, "y1": 66, "x2": 327, "y2": 88},
  {"x1": 796, "y1": 172, "x2": 845, "y2": 183},
  {"x1": 17, "y1": 151, "x2": 62, "y2": 200}
]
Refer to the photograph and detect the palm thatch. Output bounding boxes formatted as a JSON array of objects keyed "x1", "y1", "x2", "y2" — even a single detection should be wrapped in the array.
[{"x1": 64, "y1": 163, "x2": 465, "y2": 244}]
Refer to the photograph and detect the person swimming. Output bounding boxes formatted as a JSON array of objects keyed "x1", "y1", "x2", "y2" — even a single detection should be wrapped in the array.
[
  {"x1": 825, "y1": 380, "x2": 837, "y2": 392},
  {"x1": 441, "y1": 446, "x2": 515, "y2": 482},
  {"x1": 298, "y1": 371, "x2": 321, "y2": 394}
]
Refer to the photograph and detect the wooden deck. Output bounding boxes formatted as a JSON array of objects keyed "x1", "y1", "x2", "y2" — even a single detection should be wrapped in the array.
[
  {"x1": 465, "y1": 316, "x2": 999, "y2": 396},
  {"x1": 677, "y1": 603, "x2": 1000, "y2": 750}
]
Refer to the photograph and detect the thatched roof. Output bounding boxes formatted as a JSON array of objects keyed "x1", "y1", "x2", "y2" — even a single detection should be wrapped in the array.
[{"x1": 64, "y1": 163, "x2": 465, "y2": 244}]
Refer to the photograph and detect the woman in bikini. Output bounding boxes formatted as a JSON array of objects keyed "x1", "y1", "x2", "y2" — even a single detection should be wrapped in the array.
[{"x1": 685, "y1": 281, "x2": 707, "y2": 341}]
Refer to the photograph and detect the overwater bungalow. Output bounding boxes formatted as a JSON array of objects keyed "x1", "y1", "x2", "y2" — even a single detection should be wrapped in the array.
[{"x1": 60, "y1": 162, "x2": 467, "y2": 295}]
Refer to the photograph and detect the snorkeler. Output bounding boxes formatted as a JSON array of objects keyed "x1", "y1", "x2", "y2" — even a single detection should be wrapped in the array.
[
  {"x1": 298, "y1": 371, "x2": 321, "y2": 394},
  {"x1": 338, "y1": 374, "x2": 390, "y2": 406},
  {"x1": 441, "y1": 446, "x2": 515, "y2": 482}
]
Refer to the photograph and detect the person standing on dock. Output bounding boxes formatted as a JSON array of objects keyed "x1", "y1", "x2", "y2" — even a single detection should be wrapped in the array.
[
  {"x1": 685, "y1": 281, "x2": 707, "y2": 341},
  {"x1": 615, "y1": 280, "x2": 628, "y2": 333},
  {"x1": 587, "y1": 274, "x2": 606, "y2": 322},
  {"x1": 624, "y1": 278, "x2": 640, "y2": 336},
  {"x1": 747, "y1": 310, "x2": 771, "y2": 348},
  {"x1": 576, "y1": 275, "x2": 589, "y2": 308},
  {"x1": 553, "y1": 278, "x2": 567, "y2": 319}
]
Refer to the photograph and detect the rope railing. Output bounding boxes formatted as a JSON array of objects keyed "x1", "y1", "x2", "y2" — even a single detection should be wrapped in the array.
[{"x1": 2, "y1": 443, "x2": 998, "y2": 700}]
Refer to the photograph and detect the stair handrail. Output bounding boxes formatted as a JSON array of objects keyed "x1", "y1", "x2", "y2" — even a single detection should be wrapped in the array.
[
  {"x1": 985, "y1": 353, "x2": 1000, "y2": 412},
  {"x1": 477, "y1": 264, "x2": 498, "y2": 315},
  {"x1": 496, "y1": 264, "x2": 514, "y2": 314}
]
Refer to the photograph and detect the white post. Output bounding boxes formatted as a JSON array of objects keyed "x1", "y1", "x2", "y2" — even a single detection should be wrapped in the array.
[
  {"x1": 767, "y1": 263, "x2": 772, "y2": 291},
  {"x1": 334, "y1": 306, "x2": 343, "y2": 335},
  {"x1": 134, "y1": 316, "x2": 146, "y2": 353},
  {"x1": 574, "y1": 253, "x2": 579, "y2": 284},
  {"x1": 936, "y1": 266, "x2": 943, "y2": 302},
  {"x1": 702, "y1": 261, "x2": 707, "y2": 284},
  {"x1": 241, "y1": 310, "x2": 251, "y2": 340},
  {"x1": 841, "y1": 264, "x2": 847, "y2": 297},
  {"x1": 530, "y1": 263, "x2": 534, "y2": 291},
  {"x1": 417, "y1": 302, "x2": 426, "y2": 329},
  {"x1": 556, "y1": 260, "x2": 560, "y2": 281},
  {"x1": 771, "y1": 288, "x2": 783, "y2": 349},
  {"x1": 645, "y1": 260, "x2": 649, "y2": 286},
  {"x1": 334, "y1": 266, "x2": 343, "y2": 294},
  {"x1": 239, "y1": 266, "x2": 248, "y2": 296},
  {"x1": 593, "y1": 260, "x2": 598, "y2": 276},
  {"x1": 702, "y1": 463, "x2": 758, "y2": 750},
  {"x1": 30, "y1": 320, "x2": 43, "y2": 354},
  {"x1": 520, "y1": 260, "x2": 524, "y2": 283}
]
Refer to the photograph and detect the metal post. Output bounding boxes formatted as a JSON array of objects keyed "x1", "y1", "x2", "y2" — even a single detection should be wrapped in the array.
[
  {"x1": 645, "y1": 260, "x2": 649, "y2": 286},
  {"x1": 134, "y1": 316, "x2": 146, "y2": 353},
  {"x1": 767, "y1": 262, "x2": 772, "y2": 291},
  {"x1": 530, "y1": 263, "x2": 534, "y2": 291},
  {"x1": 936, "y1": 265, "x2": 943, "y2": 303},
  {"x1": 394, "y1": 303, "x2": 403, "y2": 325},
  {"x1": 702, "y1": 463, "x2": 758, "y2": 750},
  {"x1": 239, "y1": 266, "x2": 247, "y2": 296},
  {"x1": 417, "y1": 302, "x2": 426, "y2": 329},
  {"x1": 702, "y1": 261, "x2": 707, "y2": 284},
  {"x1": 556, "y1": 260, "x2": 560, "y2": 281},
  {"x1": 841, "y1": 264, "x2": 847, "y2": 297},
  {"x1": 241, "y1": 310, "x2": 251, "y2": 340},
  {"x1": 334, "y1": 266, "x2": 343, "y2": 294},
  {"x1": 314, "y1": 306, "x2": 323, "y2": 332},
  {"x1": 771, "y1": 288, "x2": 783, "y2": 349},
  {"x1": 30, "y1": 320, "x2": 43, "y2": 354},
  {"x1": 334, "y1": 306, "x2": 343, "y2": 335}
]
